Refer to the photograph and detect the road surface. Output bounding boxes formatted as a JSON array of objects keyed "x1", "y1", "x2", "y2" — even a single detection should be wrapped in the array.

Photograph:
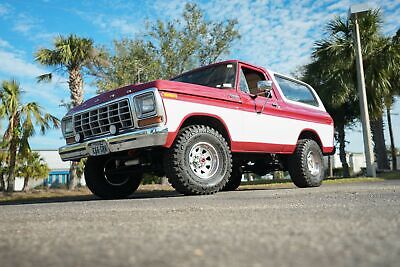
[{"x1": 1, "y1": 180, "x2": 399, "y2": 267}]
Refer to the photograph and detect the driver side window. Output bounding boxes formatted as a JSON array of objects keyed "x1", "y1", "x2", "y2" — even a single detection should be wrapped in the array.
[
  {"x1": 239, "y1": 69, "x2": 250, "y2": 94},
  {"x1": 239, "y1": 67, "x2": 266, "y2": 95}
]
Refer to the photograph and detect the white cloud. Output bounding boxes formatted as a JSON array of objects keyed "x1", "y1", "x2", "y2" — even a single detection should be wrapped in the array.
[
  {"x1": 326, "y1": 0, "x2": 351, "y2": 11},
  {"x1": 109, "y1": 18, "x2": 138, "y2": 36},
  {"x1": 0, "y1": 46, "x2": 69, "y2": 107},
  {"x1": 0, "y1": 3, "x2": 9, "y2": 16},
  {"x1": 5, "y1": 11, "x2": 55, "y2": 44},
  {"x1": 151, "y1": 0, "x2": 399, "y2": 75},
  {"x1": 13, "y1": 13, "x2": 38, "y2": 33},
  {"x1": 86, "y1": 14, "x2": 139, "y2": 37},
  {"x1": 20, "y1": 78, "x2": 69, "y2": 106},
  {"x1": 25, "y1": 130, "x2": 65, "y2": 150},
  {"x1": 0, "y1": 38, "x2": 12, "y2": 48},
  {"x1": 0, "y1": 49, "x2": 44, "y2": 77}
]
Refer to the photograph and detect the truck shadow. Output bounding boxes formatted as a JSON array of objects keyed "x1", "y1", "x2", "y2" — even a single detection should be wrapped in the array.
[
  {"x1": 0, "y1": 190, "x2": 182, "y2": 206},
  {"x1": 0, "y1": 186, "x2": 295, "y2": 206}
]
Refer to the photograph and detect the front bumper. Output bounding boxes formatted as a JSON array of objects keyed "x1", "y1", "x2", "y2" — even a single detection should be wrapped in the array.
[{"x1": 59, "y1": 126, "x2": 168, "y2": 161}]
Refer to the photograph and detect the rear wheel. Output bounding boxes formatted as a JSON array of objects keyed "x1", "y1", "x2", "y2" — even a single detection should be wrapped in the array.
[
  {"x1": 84, "y1": 156, "x2": 142, "y2": 199},
  {"x1": 165, "y1": 125, "x2": 232, "y2": 195},
  {"x1": 287, "y1": 139, "x2": 324, "y2": 187}
]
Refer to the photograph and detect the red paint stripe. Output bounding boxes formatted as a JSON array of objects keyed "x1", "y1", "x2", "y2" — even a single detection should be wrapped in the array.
[{"x1": 231, "y1": 141, "x2": 286, "y2": 153}]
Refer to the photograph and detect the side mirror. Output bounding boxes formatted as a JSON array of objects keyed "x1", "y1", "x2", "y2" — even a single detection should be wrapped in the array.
[{"x1": 257, "y1": 80, "x2": 273, "y2": 93}]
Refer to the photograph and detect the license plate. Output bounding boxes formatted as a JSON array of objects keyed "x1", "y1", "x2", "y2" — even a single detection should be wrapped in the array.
[{"x1": 89, "y1": 141, "x2": 109, "y2": 156}]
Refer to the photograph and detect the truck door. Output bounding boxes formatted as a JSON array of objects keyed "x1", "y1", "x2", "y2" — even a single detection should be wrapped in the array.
[{"x1": 235, "y1": 64, "x2": 285, "y2": 153}]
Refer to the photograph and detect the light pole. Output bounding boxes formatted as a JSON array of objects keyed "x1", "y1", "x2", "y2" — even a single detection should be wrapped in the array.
[{"x1": 349, "y1": 4, "x2": 376, "y2": 177}]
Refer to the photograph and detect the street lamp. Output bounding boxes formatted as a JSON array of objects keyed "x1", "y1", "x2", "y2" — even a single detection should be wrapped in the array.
[{"x1": 348, "y1": 4, "x2": 376, "y2": 177}]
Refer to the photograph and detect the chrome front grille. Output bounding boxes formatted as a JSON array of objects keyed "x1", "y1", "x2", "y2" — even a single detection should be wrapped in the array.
[{"x1": 73, "y1": 99, "x2": 133, "y2": 139}]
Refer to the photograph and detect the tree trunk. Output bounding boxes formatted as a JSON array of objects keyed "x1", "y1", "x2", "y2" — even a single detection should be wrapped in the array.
[
  {"x1": 327, "y1": 155, "x2": 333, "y2": 177},
  {"x1": 69, "y1": 67, "x2": 84, "y2": 107},
  {"x1": 68, "y1": 68, "x2": 84, "y2": 190},
  {"x1": 371, "y1": 116, "x2": 390, "y2": 170},
  {"x1": 0, "y1": 173, "x2": 5, "y2": 191},
  {"x1": 68, "y1": 161, "x2": 79, "y2": 190},
  {"x1": 386, "y1": 107, "x2": 397, "y2": 171},
  {"x1": 337, "y1": 124, "x2": 350, "y2": 177},
  {"x1": 6, "y1": 138, "x2": 18, "y2": 192},
  {"x1": 22, "y1": 176, "x2": 29, "y2": 192}
]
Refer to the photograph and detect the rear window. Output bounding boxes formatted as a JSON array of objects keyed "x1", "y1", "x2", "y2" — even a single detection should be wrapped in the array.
[{"x1": 275, "y1": 75, "x2": 318, "y2": 106}]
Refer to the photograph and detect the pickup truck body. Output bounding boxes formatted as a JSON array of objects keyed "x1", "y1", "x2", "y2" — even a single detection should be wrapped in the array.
[{"x1": 59, "y1": 60, "x2": 334, "y2": 198}]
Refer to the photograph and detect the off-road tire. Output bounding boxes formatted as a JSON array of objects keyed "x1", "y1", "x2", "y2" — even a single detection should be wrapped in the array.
[
  {"x1": 222, "y1": 164, "x2": 242, "y2": 191},
  {"x1": 84, "y1": 156, "x2": 142, "y2": 199},
  {"x1": 287, "y1": 139, "x2": 325, "y2": 188},
  {"x1": 164, "y1": 125, "x2": 232, "y2": 195}
]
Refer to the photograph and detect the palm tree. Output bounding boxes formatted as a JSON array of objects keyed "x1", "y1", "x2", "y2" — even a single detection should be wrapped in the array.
[
  {"x1": 35, "y1": 34, "x2": 102, "y2": 106},
  {"x1": 17, "y1": 151, "x2": 49, "y2": 192},
  {"x1": 303, "y1": 58, "x2": 358, "y2": 177},
  {"x1": 309, "y1": 10, "x2": 399, "y2": 172},
  {"x1": 0, "y1": 150, "x2": 8, "y2": 191},
  {"x1": 385, "y1": 29, "x2": 400, "y2": 170},
  {"x1": 0, "y1": 80, "x2": 59, "y2": 192},
  {"x1": 35, "y1": 34, "x2": 103, "y2": 189}
]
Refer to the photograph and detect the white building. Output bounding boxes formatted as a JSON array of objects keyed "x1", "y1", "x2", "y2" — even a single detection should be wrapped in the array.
[{"x1": 324, "y1": 153, "x2": 400, "y2": 176}]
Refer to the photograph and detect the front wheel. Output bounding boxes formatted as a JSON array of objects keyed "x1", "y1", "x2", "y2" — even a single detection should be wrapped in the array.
[
  {"x1": 165, "y1": 125, "x2": 232, "y2": 195},
  {"x1": 222, "y1": 164, "x2": 242, "y2": 191},
  {"x1": 84, "y1": 156, "x2": 142, "y2": 199},
  {"x1": 287, "y1": 139, "x2": 325, "y2": 188}
]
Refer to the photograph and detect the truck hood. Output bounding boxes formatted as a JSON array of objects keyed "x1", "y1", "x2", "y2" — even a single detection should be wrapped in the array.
[
  {"x1": 67, "y1": 80, "x2": 238, "y2": 115},
  {"x1": 67, "y1": 80, "x2": 162, "y2": 115}
]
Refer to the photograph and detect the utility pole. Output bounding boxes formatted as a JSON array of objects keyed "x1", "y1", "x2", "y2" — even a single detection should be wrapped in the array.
[{"x1": 349, "y1": 4, "x2": 376, "y2": 177}]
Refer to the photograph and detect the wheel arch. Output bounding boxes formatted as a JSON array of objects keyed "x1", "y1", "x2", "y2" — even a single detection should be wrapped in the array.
[
  {"x1": 164, "y1": 113, "x2": 232, "y2": 148},
  {"x1": 297, "y1": 129, "x2": 323, "y2": 150}
]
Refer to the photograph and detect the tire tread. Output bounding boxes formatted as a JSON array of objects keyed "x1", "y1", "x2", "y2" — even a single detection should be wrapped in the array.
[
  {"x1": 165, "y1": 125, "x2": 232, "y2": 195},
  {"x1": 288, "y1": 139, "x2": 324, "y2": 188}
]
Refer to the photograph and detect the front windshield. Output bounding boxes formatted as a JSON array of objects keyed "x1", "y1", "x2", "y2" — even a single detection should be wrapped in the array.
[{"x1": 171, "y1": 63, "x2": 237, "y2": 89}]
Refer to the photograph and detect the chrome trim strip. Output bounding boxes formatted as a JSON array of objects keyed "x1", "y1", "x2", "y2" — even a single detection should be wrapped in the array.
[{"x1": 58, "y1": 125, "x2": 168, "y2": 161}]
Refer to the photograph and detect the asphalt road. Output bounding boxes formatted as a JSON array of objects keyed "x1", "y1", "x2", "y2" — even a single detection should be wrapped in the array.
[{"x1": 0, "y1": 180, "x2": 399, "y2": 267}]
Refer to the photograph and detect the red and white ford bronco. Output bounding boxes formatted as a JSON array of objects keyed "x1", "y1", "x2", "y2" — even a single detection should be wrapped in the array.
[{"x1": 59, "y1": 60, "x2": 334, "y2": 199}]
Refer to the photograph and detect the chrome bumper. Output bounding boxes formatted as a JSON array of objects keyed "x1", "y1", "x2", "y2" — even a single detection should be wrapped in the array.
[{"x1": 58, "y1": 126, "x2": 168, "y2": 161}]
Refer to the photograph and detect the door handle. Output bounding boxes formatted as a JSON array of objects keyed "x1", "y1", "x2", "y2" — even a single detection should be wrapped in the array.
[
  {"x1": 271, "y1": 103, "x2": 280, "y2": 108},
  {"x1": 228, "y1": 94, "x2": 240, "y2": 100}
]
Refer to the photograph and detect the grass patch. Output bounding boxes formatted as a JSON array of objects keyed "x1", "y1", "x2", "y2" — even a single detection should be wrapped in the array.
[
  {"x1": 379, "y1": 171, "x2": 400, "y2": 180},
  {"x1": 324, "y1": 177, "x2": 384, "y2": 184}
]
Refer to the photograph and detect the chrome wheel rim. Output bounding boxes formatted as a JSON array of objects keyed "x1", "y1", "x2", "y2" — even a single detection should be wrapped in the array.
[
  {"x1": 307, "y1": 151, "x2": 321, "y2": 176},
  {"x1": 189, "y1": 142, "x2": 219, "y2": 179}
]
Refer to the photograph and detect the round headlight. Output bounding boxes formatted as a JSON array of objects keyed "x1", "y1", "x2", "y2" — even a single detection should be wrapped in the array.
[{"x1": 110, "y1": 125, "x2": 118, "y2": 135}]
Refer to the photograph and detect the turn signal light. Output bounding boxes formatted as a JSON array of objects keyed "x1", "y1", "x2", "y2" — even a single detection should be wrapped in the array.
[
  {"x1": 66, "y1": 137, "x2": 75, "y2": 145},
  {"x1": 138, "y1": 116, "x2": 163, "y2": 127}
]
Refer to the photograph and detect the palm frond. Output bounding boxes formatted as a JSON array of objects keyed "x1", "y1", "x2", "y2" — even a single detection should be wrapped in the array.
[
  {"x1": 34, "y1": 48, "x2": 61, "y2": 66},
  {"x1": 36, "y1": 73, "x2": 53, "y2": 83}
]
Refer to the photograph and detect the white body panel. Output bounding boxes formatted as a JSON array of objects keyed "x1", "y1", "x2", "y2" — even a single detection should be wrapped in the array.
[{"x1": 163, "y1": 98, "x2": 334, "y2": 148}]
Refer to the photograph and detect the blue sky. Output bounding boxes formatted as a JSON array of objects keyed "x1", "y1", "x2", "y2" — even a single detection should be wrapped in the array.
[{"x1": 0, "y1": 0, "x2": 399, "y2": 152}]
